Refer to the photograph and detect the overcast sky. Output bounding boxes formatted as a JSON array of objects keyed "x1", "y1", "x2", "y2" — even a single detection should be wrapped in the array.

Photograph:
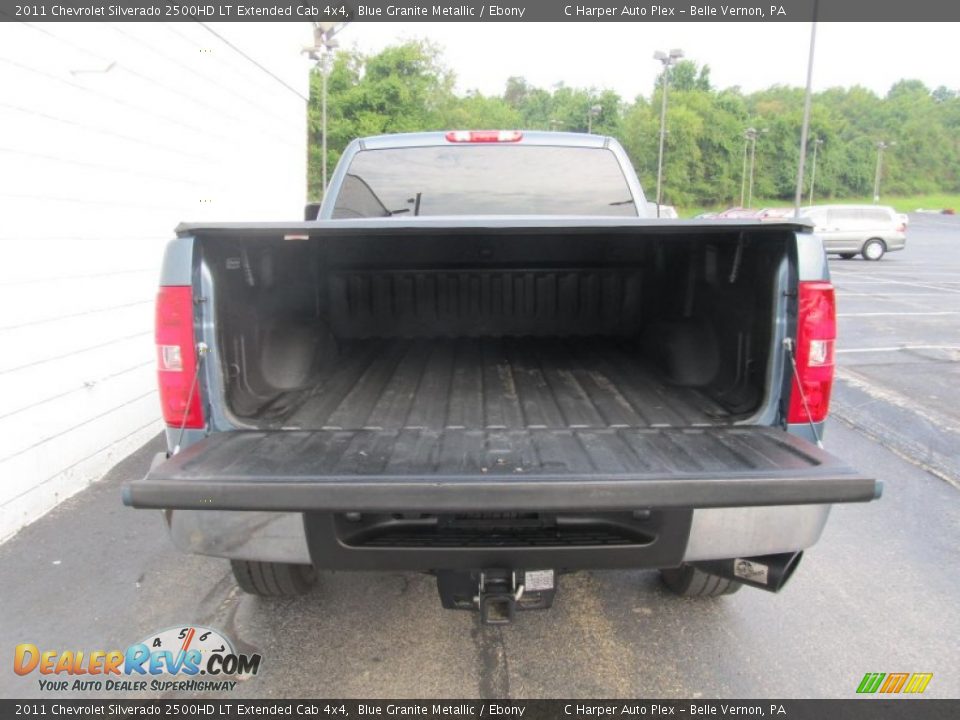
[{"x1": 333, "y1": 23, "x2": 959, "y2": 100}]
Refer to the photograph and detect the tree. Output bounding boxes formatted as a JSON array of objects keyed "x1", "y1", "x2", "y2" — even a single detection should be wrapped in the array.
[
  {"x1": 657, "y1": 60, "x2": 712, "y2": 93},
  {"x1": 307, "y1": 43, "x2": 960, "y2": 206},
  {"x1": 307, "y1": 41, "x2": 456, "y2": 198}
]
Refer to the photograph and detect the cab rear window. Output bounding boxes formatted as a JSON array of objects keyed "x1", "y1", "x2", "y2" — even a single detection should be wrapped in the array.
[{"x1": 332, "y1": 145, "x2": 638, "y2": 218}]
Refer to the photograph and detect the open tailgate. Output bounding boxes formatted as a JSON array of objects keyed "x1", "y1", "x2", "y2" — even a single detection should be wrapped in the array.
[{"x1": 124, "y1": 427, "x2": 879, "y2": 512}]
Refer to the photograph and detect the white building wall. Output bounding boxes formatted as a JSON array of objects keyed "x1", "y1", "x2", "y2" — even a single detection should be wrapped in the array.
[{"x1": 0, "y1": 21, "x2": 314, "y2": 541}]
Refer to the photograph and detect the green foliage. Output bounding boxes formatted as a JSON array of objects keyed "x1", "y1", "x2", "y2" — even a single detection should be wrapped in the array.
[
  {"x1": 308, "y1": 41, "x2": 960, "y2": 205},
  {"x1": 657, "y1": 60, "x2": 712, "y2": 93},
  {"x1": 307, "y1": 41, "x2": 455, "y2": 198}
]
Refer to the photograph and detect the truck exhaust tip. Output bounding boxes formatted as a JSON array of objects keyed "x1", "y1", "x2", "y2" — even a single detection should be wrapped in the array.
[{"x1": 694, "y1": 551, "x2": 803, "y2": 593}]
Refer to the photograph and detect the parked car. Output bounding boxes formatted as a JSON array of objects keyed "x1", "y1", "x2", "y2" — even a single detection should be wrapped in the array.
[
  {"x1": 801, "y1": 204, "x2": 906, "y2": 260},
  {"x1": 715, "y1": 207, "x2": 763, "y2": 219},
  {"x1": 125, "y1": 131, "x2": 878, "y2": 622},
  {"x1": 758, "y1": 207, "x2": 796, "y2": 221}
]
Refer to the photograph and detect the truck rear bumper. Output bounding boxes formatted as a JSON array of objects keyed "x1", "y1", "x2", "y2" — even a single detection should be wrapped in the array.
[
  {"x1": 166, "y1": 504, "x2": 832, "y2": 568},
  {"x1": 131, "y1": 425, "x2": 875, "y2": 570}
]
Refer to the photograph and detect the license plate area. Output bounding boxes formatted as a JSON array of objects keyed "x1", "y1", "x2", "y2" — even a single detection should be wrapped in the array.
[
  {"x1": 305, "y1": 509, "x2": 692, "y2": 571},
  {"x1": 335, "y1": 511, "x2": 659, "y2": 548}
]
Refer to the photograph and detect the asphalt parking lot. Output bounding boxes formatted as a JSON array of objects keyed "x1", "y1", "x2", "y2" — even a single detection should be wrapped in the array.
[
  {"x1": 829, "y1": 213, "x2": 960, "y2": 487},
  {"x1": 2, "y1": 213, "x2": 958, "y2": 700}
]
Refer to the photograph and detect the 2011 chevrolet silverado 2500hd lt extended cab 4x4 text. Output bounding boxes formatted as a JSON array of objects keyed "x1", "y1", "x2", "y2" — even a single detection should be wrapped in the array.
[{"x1": 124, "y1": 131, "x2": 879, "y2": 623}]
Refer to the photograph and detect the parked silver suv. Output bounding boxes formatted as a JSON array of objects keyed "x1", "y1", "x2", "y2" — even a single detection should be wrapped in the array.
[{"x1": 802, "y1": 204, "x2": 906, "y2": 260}]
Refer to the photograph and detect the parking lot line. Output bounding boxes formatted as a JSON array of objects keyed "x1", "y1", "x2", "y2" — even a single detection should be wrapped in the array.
[
  {"x1": 836, "y1": 277, "x2": 960, "y2": 284},
  {"x1": 839, "y1": 292, "x2": 960, "y2": 297},
  {"x1": 836, "y1": 345, "x2": 960, "y2": 354},
  {"x1": 834, "y1": 276, "x2": 960, "y2": 282},
  {"x1": 836, "y1": 277, "x2": 960, "y2": 294},
  {"x1": 840, "y1": 287, "x2": 960, "y2": 298},
  {"x1": 837, "y1": 311, "x2": 960, "y2": 317},
  {"x1": 832, "y1": 269, "x2": 960, "y2": 275}
]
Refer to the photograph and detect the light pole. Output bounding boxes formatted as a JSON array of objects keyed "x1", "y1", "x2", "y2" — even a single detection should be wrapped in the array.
[
  {"x1": 305, "y1": 22, "x2": 349, "y2": 195},
  {"x1": 653, "y1": 48, "x2": 683, "y2": 218},
  {"x1": 793, "y1": 4, "x2": 818, "y2": 217},
  {"x1": 740, "y1": 134, "x2": 749, "y2": 207},
  {"x1": 744, "y1": 127, "x2": 768, "y2": 208},
  {"x1": 808, "y1": 137, "x2": 823, "y2": 205},
  {"x1": 586, "y1": 104, "x2": 601, "y2": 134},
  {"x1": 873, "y1": 140, "x2": 895, "y2": 203}
]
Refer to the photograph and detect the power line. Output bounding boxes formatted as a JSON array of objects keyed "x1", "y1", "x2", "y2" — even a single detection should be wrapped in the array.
[{"x1": 197, "y1": 22, "x2": 309, "y2": 103}]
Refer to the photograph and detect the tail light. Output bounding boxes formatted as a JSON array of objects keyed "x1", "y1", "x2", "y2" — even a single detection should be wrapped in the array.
[
  {"x1": 787, "y1": 281, "x2": 836, "y2": 424},
  {"x1": 156, "y1": 286, "x2": 204, "y2": 429},
  {"x1": 445, "y1": 130, "x2": 523, "y2": 143}
]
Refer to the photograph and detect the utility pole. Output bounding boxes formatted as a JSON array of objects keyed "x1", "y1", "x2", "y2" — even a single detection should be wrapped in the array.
[
  {"x1": 321, "y1": 51, "x2": 330, "y2": 193},
  {"x1": 653, "y1": 48, "x2": 683, "y2": 217},
  {"x1": 793, "y1": 2, "x2": 818, "y2": 217},
  {"x1": 744, "y1": 127, "x2": 767, "y2": 209},
  {"x1": 740, "y1": 136, "x2": 749, "y2": 207},
  {"x1": 808, "y1": 137, "x2": 823, "y2": 205},
  {"x1": 587, "y1": 104, "x2": 601, "y2": 134},
  {"x1": 304, "y1": 22, "x2": 349, "y2": 196},
  {"x1": 873, "y1": 141, "x2": 895, "y2": 203}
]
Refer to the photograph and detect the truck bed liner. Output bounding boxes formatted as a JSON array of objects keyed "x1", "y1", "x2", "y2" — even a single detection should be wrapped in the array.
[{"x1": 265, "y1": 337, "x2": 731, "y2": 431}]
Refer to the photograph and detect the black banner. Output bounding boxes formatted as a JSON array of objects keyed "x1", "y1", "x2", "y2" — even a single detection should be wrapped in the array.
[
  {"x1": 2, "y1": 0, "x2": 960, "y2": 22},
  {"x1": 0, "y1": 700, "x2": 958, "y2": 719}
]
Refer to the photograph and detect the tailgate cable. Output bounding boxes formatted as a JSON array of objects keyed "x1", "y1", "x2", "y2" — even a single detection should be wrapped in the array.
[
  {"x1": 728, "y1": 233, "x2": 746, "y2": 284},
  {"x1": 172, "y1": 342, "x2": 208, "y2": 456},
  {"x1": 783, "y1": 338, "x2": 823, "y2": 448}
]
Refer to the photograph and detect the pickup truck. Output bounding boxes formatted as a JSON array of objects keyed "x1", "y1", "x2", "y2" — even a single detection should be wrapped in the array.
[{"x1": 125, "y1": 130, "x2": 880, "y2": 623}]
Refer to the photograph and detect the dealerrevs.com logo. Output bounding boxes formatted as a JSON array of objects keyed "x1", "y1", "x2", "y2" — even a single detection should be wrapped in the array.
[{"x1": 13, "y1": 626, "x2": 261, "y2": 693}]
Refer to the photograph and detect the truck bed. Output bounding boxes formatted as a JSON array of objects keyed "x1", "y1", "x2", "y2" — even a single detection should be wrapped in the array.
[
  {"x1": 254, "y1": 337, "x2": 732, "y2": 431},
  {"x1": 205, "y1": 224, "x2": 791, "y2": 430}
]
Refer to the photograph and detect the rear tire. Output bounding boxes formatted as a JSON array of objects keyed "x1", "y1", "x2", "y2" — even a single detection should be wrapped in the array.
[
  {"x1": 838, "y1": 253, "x2": 856, "y2": 260},
  {"x1": 861, "y1": 238, "x2": 886, "y2": 261},
  {"x1": 231, "y1": 560, "x2": 317, "y2": 597},
  {"x1": 660, "y1": 564, "x2": 742, "y2": 597}
]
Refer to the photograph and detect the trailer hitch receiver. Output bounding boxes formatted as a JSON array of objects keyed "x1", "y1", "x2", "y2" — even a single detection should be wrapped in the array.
[
  {"x1": 436, "y1": 569, "x2": 557, "y2": 624},
  {"x1": 479, "y1": 572, "x2": 517, "y2": 625}
]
